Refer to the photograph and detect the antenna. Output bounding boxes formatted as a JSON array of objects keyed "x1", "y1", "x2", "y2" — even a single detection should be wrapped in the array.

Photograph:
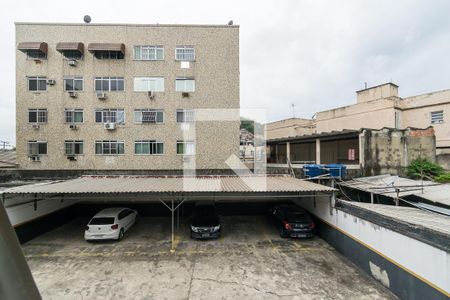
[
  {"x1": 83, "y1": 15, "x2": 91, "y2": 24},
  {"x1": 364, "y1": 82, "x2": 368, "y2": 89},
  {"x1": 291, "y1": 103, "x2": 296, "y2": 118}
]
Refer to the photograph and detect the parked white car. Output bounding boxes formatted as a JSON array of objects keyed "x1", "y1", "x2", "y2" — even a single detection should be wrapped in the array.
[{"x1": 84, "y1": 208, "x2": 138, "y2": 241}]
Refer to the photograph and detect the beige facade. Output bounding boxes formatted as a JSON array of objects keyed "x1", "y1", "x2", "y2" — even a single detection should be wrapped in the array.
[
  {"x1": 266, "y1": 118, "x2": 315, "y2": 140},
  {"x1": 16, "y1": 23, "x2": 240, "y2": 170},
  {"x1": 269, "y1": 83, "x2": 450, "y2": 152}
]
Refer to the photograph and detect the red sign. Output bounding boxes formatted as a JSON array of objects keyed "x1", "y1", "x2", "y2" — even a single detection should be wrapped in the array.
[{"x1": 348, "y1": 149, "x2": 355, "y2": 161}]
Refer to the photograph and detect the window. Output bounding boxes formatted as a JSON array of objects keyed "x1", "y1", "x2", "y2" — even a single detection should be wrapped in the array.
[
  {"x1": 134, "y1": 46, "x2": 164, "y2": 60},
  {"x1": 94, "y1": 51, "x2": 124, "y2": 59},
  {"x1": 95, "y1": 109, "x2": 125, "y2": 124},
  {"x1": 175, "y1": 46, "x2": 195, "y2": 61},
  {"x1": 94, "y1": 77, "x2": 124, "y2": 92},
  {"x1": 176, "y1": 109, "x2": 195, "y2": 123},
  {"x1": 134, "y1": 109, "x2": 164, "y2": 123},
  {"x1": 176, "y1": 141, "x2": 195, "y2": 155},
  {"x1": 62, "y1": 50, "x2": 83, "y2": 60},
  {"x1": 28, "y1": 76, "x2": 47, "y2": 91},
  {"x1": 133, "y1": 77, "x2": 164, "y2": 92},
  {"x1": 28, "y1": 109, "x2": 48, "y2": 123},
  {"x1": 95, "y1": 140, "x2": 125, "y2": 155},
  {"x1": 431, "y1": 111, "x2": 444, "y2": 124},
  {"x1": 27, "y1": 141, "x2": 47, "y2": 156},
  {"x1": 134, "y1": 140, "x2": 164, "y2": 155},
  {"x1": 175, "y1": 78, "x2": 195, "y2": 92},
  {"x1": 65, "y1": 140, "x2": 84, "y2": 155},
  {"x1": 64, "y1": 109, "x2": 84, "y2": 123},
  {"x1": 26, "y1": 50, "x2": 47, "y2": 60},
  {"x1": 63, "y1": 77, "x2": 83, "y2": 91}
]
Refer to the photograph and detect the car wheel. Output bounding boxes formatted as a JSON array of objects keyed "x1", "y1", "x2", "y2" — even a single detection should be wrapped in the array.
[
  {"x1": 118, "y1": 228, "x2": 125, "y2": 241},
  {"x1": 280, "y1": 230, "x2": 288, "y2": 238}
]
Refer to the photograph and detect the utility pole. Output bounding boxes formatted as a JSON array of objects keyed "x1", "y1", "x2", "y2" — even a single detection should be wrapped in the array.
[{"x1": 0, "y1": 140, "x2": 10, "y2": 150}]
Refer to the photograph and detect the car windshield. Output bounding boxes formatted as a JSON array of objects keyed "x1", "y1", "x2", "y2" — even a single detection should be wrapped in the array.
[
  {"x1": 286, "y1": 211, "x2": 308, "y2": 221},
  {"x1": 89, "y1": 217, "x2": 115, "y2": 225},
  {"x1": 195, "y1": 205, "x2": 216, "y2": 216}
]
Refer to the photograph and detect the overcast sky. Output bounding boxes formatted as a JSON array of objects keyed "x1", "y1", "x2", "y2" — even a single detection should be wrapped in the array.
[{"x1": 2, "y1": 0, "x2": 450, "y2": 145}]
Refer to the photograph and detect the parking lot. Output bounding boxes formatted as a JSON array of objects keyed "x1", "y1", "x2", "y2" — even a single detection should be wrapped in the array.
[{"x1": 22, "y1": 215, "x2": 396, "y2": 299}]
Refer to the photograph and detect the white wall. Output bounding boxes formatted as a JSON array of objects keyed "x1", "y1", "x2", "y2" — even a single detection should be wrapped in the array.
[{"x1": 295, "y1": 196, "x2": 449, "y2": 296}]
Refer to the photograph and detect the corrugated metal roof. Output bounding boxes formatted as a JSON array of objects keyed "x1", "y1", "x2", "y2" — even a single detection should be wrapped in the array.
[
  {"x1": 339, "y1": 175, "x2": 450, "y2": 208},
  {"x1": 1, "y1": 175, "x2": 336, "y2": 195}
]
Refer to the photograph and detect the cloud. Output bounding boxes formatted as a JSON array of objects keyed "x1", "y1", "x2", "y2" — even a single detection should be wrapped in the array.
[{"x1": 2, "y1": 0, "x2": 450, "y2": 144}]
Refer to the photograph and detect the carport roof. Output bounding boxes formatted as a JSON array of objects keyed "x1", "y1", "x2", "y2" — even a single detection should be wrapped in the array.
[{"x1": 1, "y1": 175, "x2": 335, "y2": 195}]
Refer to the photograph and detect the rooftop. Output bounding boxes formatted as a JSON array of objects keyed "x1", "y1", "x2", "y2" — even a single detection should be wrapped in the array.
[
  {"x1": 15, "y1": 22, "x2": 239, "y2": 28},
  {"x1": 1, "y1": 175, "x2": 336, "y2": 195}
]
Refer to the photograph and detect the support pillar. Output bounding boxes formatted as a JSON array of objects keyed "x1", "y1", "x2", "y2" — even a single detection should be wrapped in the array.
[
  {"x1": 170, "y1": 199, "x2": 175, "y2": 253},
  {"x1": 286, "y1": 142, "x2": 291, "y2": 163},
  {"x1": 315, "y1": 139, "x2": 321, "y2": 164}
]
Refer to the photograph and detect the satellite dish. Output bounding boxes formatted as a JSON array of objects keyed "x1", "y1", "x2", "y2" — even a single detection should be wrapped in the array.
[
  {"x1": 83, "y1": 15, "x2": 91, "y2": 24},
  {"x1": 228, "y1": 20, "x2": 233, "y2": 25}
]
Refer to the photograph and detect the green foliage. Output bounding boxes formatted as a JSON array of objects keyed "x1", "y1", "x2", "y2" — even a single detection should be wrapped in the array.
[
  {"x1": 240, "y1": 118, "x2": 254, "y2": 134},
  {"x1": 406, "y1": 158, "x2": 444, "y2": 179},
  {"x1": 434, "y1": 173, "x2": 450, "y2": 183}
]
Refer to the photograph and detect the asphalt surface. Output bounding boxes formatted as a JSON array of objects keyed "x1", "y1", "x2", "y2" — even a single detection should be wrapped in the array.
[{"x1": 22, "y1": 216, "x2": 396, "y2": 299}]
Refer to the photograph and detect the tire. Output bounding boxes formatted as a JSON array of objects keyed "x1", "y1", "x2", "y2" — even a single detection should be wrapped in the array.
[
  {"x1": 118, "y1": 228, "x2": 125, "y2": 241},
  {"x1": 280, "y1": 230, "x2": 288, "y2": 238}
]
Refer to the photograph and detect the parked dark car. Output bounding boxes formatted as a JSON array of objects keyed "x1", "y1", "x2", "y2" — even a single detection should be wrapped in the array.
[
  {"x1": 190, "y1": 202, "x2": 221, "y2": 239},
  {"x1": 268, "y1": 204, "x2": 315, "y2": 238}
]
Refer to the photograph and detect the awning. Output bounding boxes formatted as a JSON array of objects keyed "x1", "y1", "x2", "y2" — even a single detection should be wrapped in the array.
[
  {"x1": 1, "y1": 175, "x2": 336, "y2": 195},
  {"x1": 17, "y1": 42, "x2": 48, "y2": 54},
  {"x1": 56, "y1": 42, "x2": 84, "y2": 54},
  {"x1": 87, "y1": 43, "x2": 125, "y2": 54}
]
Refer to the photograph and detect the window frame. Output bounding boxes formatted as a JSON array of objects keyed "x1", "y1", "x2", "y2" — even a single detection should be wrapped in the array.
[
  {"x1": 27, "y1": 76, "x2": 47, "y2": 92},
  {"x1": 176, "y1": 140, "x2": 195, "y2": 155},
  {"x1": 93, "y1": 51, "x2": 124, "y2": 60},
  {"x1": 28, "y1": 109, "x2": 48, "y2": 123},
  {"x1": 175, "y1": 46, "x2": 195, "y2": 61},
  {"x1": 430, "y1": 110, "x2": 444, "y2": 124},
  {"x1": 134, "y1": 109, "x2": 164, "y2": 124},
  {"x1": 64, "y1": 76, "x2": 84, "y2": 92},
  {"x1": 134, "y1": 140, "x2": 164, "y2": 156},
  {"x1": 94, "y1": 109, "x2": 125, "y2": 124},
  {"x1": 64, "y1": 140, "x2": 84, "y2": 155},
  {"x1": 94, "y1": 77, "x2": 125, "y2": 92},
  {"x1": 27, "y1": 141, "x2": 48, "y2": 156},
  {"x1": 175, "y1": 77, "x2": 195, "y2": 92},
  {"x1": 133, "y1": 77, "x2": 165, "y2": 92},
  {"x1": 176, "y1": 109, "x2": 195, "y2": 123},
  {"x1": 95, "y1": 140, "x2": 125, "y2": 155},
  {"x1": 64, "y1": 109, "x2": 84, "y2": 124},
  {"x1": 134, "y1": 45, "x2": 164, "y2": 61}
]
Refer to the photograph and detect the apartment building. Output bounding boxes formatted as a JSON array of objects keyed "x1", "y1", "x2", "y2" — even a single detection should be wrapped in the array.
[
  {"x1": 267, "y1": 83, "x2": 450, "y2": 168},
  {"x1": 16, "y1": 22, "x2": 240, "y2": 170}
]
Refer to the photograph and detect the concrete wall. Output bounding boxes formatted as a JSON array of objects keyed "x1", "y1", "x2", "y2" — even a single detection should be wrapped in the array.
[
  {"x1": 16, "y1": 23, "x2": 240, "y2": 170},
  {"x1": 361, "y1": 127, "x2": 436, "y2": 176},
  {"x1": 266, "y1": 118, "x2": 315, "y2": 140},
  {"x1": 315, "y1": 98, "x2": 398, "y2": 133},
  {"x1": 294, "y1": 197, "x2": 450, "y2": 300},
  {"x1": 356, "y1": 83, "x2": 399, "y2": 103}
]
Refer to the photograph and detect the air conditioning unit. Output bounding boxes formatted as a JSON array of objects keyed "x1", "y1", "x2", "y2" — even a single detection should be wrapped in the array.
[
  {"x1": 46, "y1": 79, "x2": 56, "y2": 85},
  {"x1": 96, "y1": 92, "x2": 107, "y2": 100},
  {"x1": 29, "y1": 155, "x2": 41, "y2": 162},
  {"x1": 182, "y1": 92, "x2": 190, "y2": 98},
  {"x1": 67, "y1": 155, "x2": 77, "y2": 161},
  {"x1": 68, "y1": 91, "x2": 78, "y2": 98},
  {"x1": 32, "y1": 124, "x2": 40, "y2": 129},
  {"x1": 148, "y1": 91, "x2": 155, "y2": 100},
  {"x1": 104, "y1": 122, "x2": 116, "y2": 130},
  {"x1": 68, "y1": 59, "x2": 77, "y2": 66},
  {"x1": 69, "y1": 124, "x2": 77, "y2": 130}
]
